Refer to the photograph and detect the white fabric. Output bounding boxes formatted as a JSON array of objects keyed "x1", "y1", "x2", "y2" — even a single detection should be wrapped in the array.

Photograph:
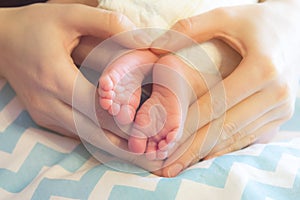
[
  {"x1": 97, "y1": 0, "x2": 257, "y2": 74},
  {"x1": 98, "y1": 0, "x2": 257, "y2": 29}
]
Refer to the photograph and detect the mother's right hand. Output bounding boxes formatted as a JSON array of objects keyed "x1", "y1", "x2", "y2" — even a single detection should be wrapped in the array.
[
  {"x1": 0, "y1": 3, "x2": 137, "y2": 137},
  {"x1": 0, "y1": 3, "x2": 164, "y2": 172}
]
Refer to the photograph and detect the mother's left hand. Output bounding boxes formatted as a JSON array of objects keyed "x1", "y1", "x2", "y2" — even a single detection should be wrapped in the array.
[{"x1": 152, "y1": 0, "x2": 300, "y2": 177}]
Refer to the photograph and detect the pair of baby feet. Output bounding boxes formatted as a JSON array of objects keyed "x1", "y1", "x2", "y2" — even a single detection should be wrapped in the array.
[{"x1": 98, "y1": 50, "x2": 199, "y2": 160}]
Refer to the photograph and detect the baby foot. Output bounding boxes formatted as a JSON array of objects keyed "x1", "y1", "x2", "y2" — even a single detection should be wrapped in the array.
[
  {"x1": 128, "y1": 55, "x2": 199, "y2": 159},
  {"x1": 128, "y1": 84, "x2": 183, "y2": 159},
  {"x1": 98, "y1": 50, "x2": 157, "y2": 125},
  {"x1": 128, "y1": 40, "x2": 241, "y2": 159}
]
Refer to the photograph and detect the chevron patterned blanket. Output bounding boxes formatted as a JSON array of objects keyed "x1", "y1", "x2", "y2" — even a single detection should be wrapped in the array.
[{"x1": 0, "y1": 78, "x2": 299, "y2": 200}]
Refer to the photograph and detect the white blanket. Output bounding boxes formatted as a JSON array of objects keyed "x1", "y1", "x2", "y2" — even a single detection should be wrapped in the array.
[{"x1": 98, "y1": 0, "x2": 257, "y2": 74}]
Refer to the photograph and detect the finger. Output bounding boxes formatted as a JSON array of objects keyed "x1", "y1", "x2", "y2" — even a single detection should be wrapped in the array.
[
  {"x1": 71, "y1": 36, "x2": 104, "y2": 66},
  {"x1": 70, "y1": 65, "x2": 134, "y2": 140},
  {"x1": 50, "y1": 59, "x2": 91, "y2": 108},
  {"x1": 215, "y1": 84, "x2": 291, "y2": 142},
  {"x1": 181, "y1": 81, "x2": 284, "y2": 146},
  {"x1": 160, "y1": 125, "x2": 211, "y2": 177},
  {"x1": 206, "y1": 102, "x2": 293, "y2": 158},
  {"x1": 205, "y1": 119, "x2": 286, "y2": 160},
  {"x1": 71, "y1": 101, "x2": 164, "y2": 172},
  {"x1": 52, "y1": 55, "x2": 130, "y2": 138},
  {"x1": 34, "y1": 96, "x2": 79, "y2": 137},
  {"x1": 62, "y1": 4, "x2": 151, "y2": 48},
  {"x1": 51, "y1": 53, "x2": 100, "y2": 120},
  {"x1": 151, "y1": 7, "x2": 239, "y2": 54},
  {"x1": 181, "y1": 91, "x2": 289, "y2": 161},
  {"x1": 47, "y1": 97, "x2": 87, "y2": 135},
  {"x1": 159, "y1": 92, "x2": 292, "y2": 177},
  {"x1": 192, "y1": 55, "x2": 278, "y2": 130},
  {"x1": 103, "y1": 128, "x2": 165, "y2": 172},
  {"x1": 72, "y1": 36, "x2": 130, "y2": 72},
  {"x1": 62, "y1": 4, "x2": 136, "y2": 38},
  {"x1": 44, "y1": 123, "x2": 77, "y2": 139}
]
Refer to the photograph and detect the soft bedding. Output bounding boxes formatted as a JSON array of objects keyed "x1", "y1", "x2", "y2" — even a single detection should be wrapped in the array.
[{"x1": 0, "y1": 79, "x2": 300, "y2": 200}]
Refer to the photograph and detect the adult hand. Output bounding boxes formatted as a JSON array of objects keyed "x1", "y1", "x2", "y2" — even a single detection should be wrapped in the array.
[
  {"x1": 0, "y1": 3, "x2": 137, "y2": 137},
  {"x1": 152, "y1": 0, "x2": 300, "y2": 177},
  {"x1": 0, "y1": 3, "x2": 163, "y2": 173}
]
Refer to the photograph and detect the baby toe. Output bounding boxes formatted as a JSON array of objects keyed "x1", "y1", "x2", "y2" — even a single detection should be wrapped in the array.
[
  {"x1": 100, "y1": 99, "x2": 113, "y2": 110},
  {"x1": 116, "y1": 105, "x2": 135, "y2": 125}
]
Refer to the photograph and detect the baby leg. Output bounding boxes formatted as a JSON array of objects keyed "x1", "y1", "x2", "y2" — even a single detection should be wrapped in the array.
[{"x1": 98, "y1": 50, "x2": 157, "y2": 125}]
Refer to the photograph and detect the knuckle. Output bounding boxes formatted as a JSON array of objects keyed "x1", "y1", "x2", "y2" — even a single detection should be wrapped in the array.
[
  {"x1": 238, "y1": 128, "x2": 248, "y2": 138},
  {"x1": 175, "y1": 18, "x2": 193, "y2": 33},
  {"x1": 274, "y1": 82, "x2": 291, "y2": 102},
  {"x1": 25, "y1": 94, "x2": 52, "y2": 128},
  {"x1": 256, "y1": 57, "x2": 279, "y2": 83},
  {"x1": 224, "y1": 136, "x2": 235, "y2": 147},
  {"x1": 32, "y1": 116, "x2": 44, "y2": 127},
  {"x1": 229, "y1": 132, "x2": 243, "y2": 145},
  {"x1": 239, "y1": 134, "x2": 256, "y2": 150},
  {"x1": 222, "y1": 121, "x2": 238, "y2": 139},
  {"x1": 211, "y1": 7, "x2": 235, "y2": 22},
  {"x1": 108, "y1": 12, "x2": 125, "y2": 27},
  {"x1": 189, "y1": 150, "x2": 201, "y2": 164},
  {"x1": 61, "y1": 4, "x2": 83, "y2": 19},
  {"x1": 28, "y1": 106, "x2": 44, "y2": 126},
  {"x1": 211, "y1": 94, "x2": 227, "y2": 118}
]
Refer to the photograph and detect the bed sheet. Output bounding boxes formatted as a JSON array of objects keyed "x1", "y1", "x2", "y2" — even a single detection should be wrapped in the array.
[{"x1": 0, "y1": 78, "x2": 299, "y2": 200}]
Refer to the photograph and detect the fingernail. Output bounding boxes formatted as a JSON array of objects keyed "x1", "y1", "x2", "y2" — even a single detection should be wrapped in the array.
[{"x1": 168, "y1": 163, "x2": 183, "y2": 177}]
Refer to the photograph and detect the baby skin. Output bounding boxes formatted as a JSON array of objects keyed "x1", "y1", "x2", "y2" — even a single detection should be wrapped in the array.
[
  {"x1": 98, "y1": 40, "x2": 241, "y2": 160},
  {"x1": 98, "y1": 50, "x2": 158, "y2": 125}
]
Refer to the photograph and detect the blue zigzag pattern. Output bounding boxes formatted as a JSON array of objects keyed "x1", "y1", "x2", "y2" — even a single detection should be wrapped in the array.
[
  {"x1": 31, "y1": 166, "x2": 108, "y2": 200},
  {"x1": 107, "y1": 145, "x2": 300, "y2": 200},
  {"x1": 0, "y1": 143, "x2": 91, "y2": 193},
  {"x1": 0, "y1": 111, "x2": 38, "y2": 153},
  {"x1": 242, "y1": 174, "x2": 300, "y2": 200},
  {"x1": 2, "y1": 140, "x2": 297, "y2": 198},
  {"x1": 0, "y1": 83, "x2": 15, "y2": 111},
  {"x1": 179, "y1": 145, "x2": 300, "y2": 185},
  {"x1": 2, "y1": 141, "x2": 296, "y2": 199},
  {"x1": 0, "y1": 79, "x2": 300, "y2": 199}
]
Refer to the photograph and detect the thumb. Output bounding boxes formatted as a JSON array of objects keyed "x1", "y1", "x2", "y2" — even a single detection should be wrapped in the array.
[
  {"x1": 62, "y1": 4, "x2": 150, "y2": 48},
  {"x1": 151, "y1": 8, "x2": 235, "y2": 54},
  {"x1": 160, "y1": 125, "x2": 209, "y2": 177}
]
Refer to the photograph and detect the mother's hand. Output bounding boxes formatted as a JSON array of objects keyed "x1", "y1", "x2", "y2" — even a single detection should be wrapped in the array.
[
  {"x1": 0, "y1": 3, "x2": 163, "y2": 172},
  {"x1": 152, "y1": 0, "x2": 300, "y2": 177},
  {"x1": 0, "y1": 3, "x2": 137, "y2": 137}
]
